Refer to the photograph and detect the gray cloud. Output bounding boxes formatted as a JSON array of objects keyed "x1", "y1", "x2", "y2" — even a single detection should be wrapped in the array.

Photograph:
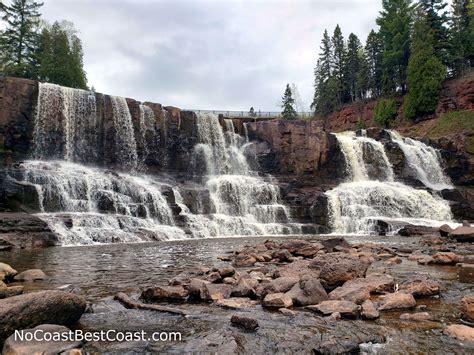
[{"x1": 38, "y1": 0, "x2": 381, "y2": 110}]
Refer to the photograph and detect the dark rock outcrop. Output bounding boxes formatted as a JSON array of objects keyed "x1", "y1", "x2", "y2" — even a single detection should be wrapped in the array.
[{"x1": 0, "y1": 213, "x2": 59, "y2": 249}]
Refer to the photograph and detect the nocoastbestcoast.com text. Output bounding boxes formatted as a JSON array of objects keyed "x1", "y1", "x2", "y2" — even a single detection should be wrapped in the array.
[{"x1": 14, "y1": 329, "x2": 182, "y2": 343}]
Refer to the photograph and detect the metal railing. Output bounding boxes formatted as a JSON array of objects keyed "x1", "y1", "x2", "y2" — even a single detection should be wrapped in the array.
[{"x1": 186, "y1": 109, "x2": 313, "y2": 119}]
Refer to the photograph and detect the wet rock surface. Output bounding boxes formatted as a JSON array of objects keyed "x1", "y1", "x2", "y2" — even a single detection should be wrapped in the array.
[
  {"x1": 0, "y1": 290, "x2": 87, "y2": 343},
  {"x1": 1, "y1": 235, "x2": 474, "y2": 353}
]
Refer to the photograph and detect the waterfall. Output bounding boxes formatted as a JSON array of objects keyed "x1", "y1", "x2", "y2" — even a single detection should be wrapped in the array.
[
  {"x1": 33, "y1": 83, "x2": 140, "y2": 169},
  {"x1": 110, "y1": 96, "x2": 138, "y2": 170},
  {"x1": 326, "y1": 181, "x2": 453, "y2": 234},
  {"x1": 138, "y1": 103, "x2": 155, "y2": 165},
  {"x1": 335, "y1": 131, "x2": 394, "y2": 182},
  {"x1": 33, "y1": 83, "x2": 98, "y2": 162},
  {"x1": 327, "y1": 130, "x2": 454, "y2": 235},
  {"x1": 18, "y1": 95, "x2": 305, "y2": 244},
  {"x1": 388, "y1": 131, "x2": 453, "y2": 190},
  {"x1": 19, "y1": 160, "x2": 185, "y2": 244},
  {"x1": 178, "y1": 112, "x2": 300, "y2": 238}
]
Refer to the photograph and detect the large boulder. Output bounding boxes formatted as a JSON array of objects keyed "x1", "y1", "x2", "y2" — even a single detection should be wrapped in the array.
[
  {"x1": 399, "y1": 275, "x2": 440, "y2": 298},
  {"x1": 272, "y1": 259, "x2": 320, "y2": 279},
  {"x1": 444, "y1": 324, "x2": 474, "y2": 343},
  {"x1": 458, "y1": 263, "x2": 474, "y2": 283},
  {"x1": 0, "y1": 290, "x2": 86, "y2": 343},
  {"x1": 285, "y1": 275, "x2": 328, "y2": 306},
  {"x1": 449, "y1": 226, "x2": 474, "y2": 242},
  {"x1": 309, "y1": 253, "x2": 370, "y2": 289},
  {"x1": 328, "y1": 273, "x2": 394, "y2": 304},
  {"x1": 262, "y1": 292, "x2": 293, "y2": 308},
  {"x1": 0, "y1": 263, "x2": 17, "y2": 281},
  {"x1": 377, "y1": 292, "x2": 416, "y2": 311},
  {"x1": 307, "y1": 300, "x2": 360, "y2": 318},
  {"x1": 141, "y1": 285, "x2": 189, "y2": 302},
  {"x1": 361, "y1": 300, "x2": 379, "y2": 320},
  {"x1": 461, "y1": 294, "x2": 474, "y2": 323},
  {"x1": 430, "y1": 252, "x2": 464, "y2": 265},
  {"x1": 13, "y1": 269, "x2": 46, "y2": 282},
  {"x1": 2, "y1": 324, "x2": 82, "y2": 355},
  {"x1": 398, "y1": 225, "x2": 440, "y2": 237}
]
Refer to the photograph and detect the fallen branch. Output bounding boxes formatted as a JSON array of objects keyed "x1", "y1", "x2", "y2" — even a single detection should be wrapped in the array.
[{"x1": 114, "y1": 292, "x2": 189, "y2": 316}]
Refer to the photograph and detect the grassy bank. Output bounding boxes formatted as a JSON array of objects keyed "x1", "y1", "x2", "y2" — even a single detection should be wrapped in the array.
[{"x1": 424, "y1": 110, "x2": 474, "y2": 154}]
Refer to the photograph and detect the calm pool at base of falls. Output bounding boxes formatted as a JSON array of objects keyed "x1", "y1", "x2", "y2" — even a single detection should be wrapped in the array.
[{"x1": 0, "y1": 234, "x2": 414, "y2": 301}]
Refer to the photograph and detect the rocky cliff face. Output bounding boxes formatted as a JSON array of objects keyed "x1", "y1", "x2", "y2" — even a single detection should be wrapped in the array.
[
  {"x1": 1, "y1": 76, "x2": 473, "y2": 243},
  {"x1": 325, "y1": 73, "x2": 474, "y2": 132}
]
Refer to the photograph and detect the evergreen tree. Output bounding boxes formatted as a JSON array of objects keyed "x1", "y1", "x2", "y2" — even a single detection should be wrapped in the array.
[
  {"x1": 419, "y1": 0, "x2": 449, "y2": 65},
  {"x1": 356, "y1": 50, "x2": 370, "y2": 100},
  {"x1": 331, "y1": 25, "x2": 347, "y2": 107},
  {"x1": 345, "y1": 33, "x2": 362, "y2": 102},
  {"x1": 448, "y1": 0, "x2": 472, "y2": 76},
  {"x1": 365, "y1": 30, "x2": 384, "y2": 97},
  {"x1": 404, "y1": 9, "x2": 446, "y2": 120},
  {"x1": 0, "y1": 0, "x2": 43, "y2": 78},
  {"x1": 37, "y1": 21, "x2": 87, "y2": 89},
  {"x1": 311, "y1": 30, "x2": 337, "y2": 116},
  {"x1": 281, "y1": 83, "x2": 297, "y2": 120},
  {"x1": 376, "y1": 0, "x2": 414, "y2": 94}
]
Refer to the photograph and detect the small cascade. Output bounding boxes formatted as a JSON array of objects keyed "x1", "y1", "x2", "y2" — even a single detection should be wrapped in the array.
[
  {"x1": 326, "y1": 181, "x2": 453, "y2": 234},
  {"x1": 33, "y1": 83, "x2": 98, "y2": 161},
  {"x1": 327, "y1": 130, "x2": 454, "y2": 234},
  {"x1": 18, "y1": 160, "x2": 185, "y2": 244},
  {"x1": 138, "y1": 103, "x2": 155, "y2": 165},
  {"x1": 388, "y1": 130, "x2": 453, "y2": 190},
  {"x1": 335, "y1": 131, "x2": 394, "y2": 182},
  {"x1": 177, "y1": 112, "x2": 301, "y2": 238},
  {"x1": 110, "y1": 96, "x2": 138, "y2": 170}
]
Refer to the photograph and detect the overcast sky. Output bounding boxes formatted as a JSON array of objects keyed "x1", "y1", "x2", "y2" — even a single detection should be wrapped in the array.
[{"x1": 36, "y1": 0, "x2": 382, "y2": 110}]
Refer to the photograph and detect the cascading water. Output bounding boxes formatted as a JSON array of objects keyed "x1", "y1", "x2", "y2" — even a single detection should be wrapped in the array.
[
  {"x1": 327, "y1": 130, "x2": 454, "y2": 235},
  {"x1": 20, "y1": 160, "x2": 186, "y2": 244},
  {"x1": 336, "y1": 131, "x2": 394, "y2": 182},
  {"x1": 179, "y1": 113, "x2": 302, "y2": 237},
  {"x1": 110, "y1": 96, "x2": 138, "y2": 170},
  {"x1": 12, "y1": 85, "x2": 304, "y2": 245},
  {"x1": 138, "y1": 103, "x2": 155, "y2": 165},
  {"x1": 388, "y1": 130, "x2": 453, "y2": 190},
  {"x1": 33, "y1": 83, "x2": 98, "y2": 162}
]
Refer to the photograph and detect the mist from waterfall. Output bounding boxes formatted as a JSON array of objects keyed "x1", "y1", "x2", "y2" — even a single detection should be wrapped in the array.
[{"x1": 327, "y1": 130, "x2": 454, "y2": 235}]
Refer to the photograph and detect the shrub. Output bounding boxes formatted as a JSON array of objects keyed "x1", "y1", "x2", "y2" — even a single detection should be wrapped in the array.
[{"x1": 374, "y1": 98, "x2": 397, "y2": 128}]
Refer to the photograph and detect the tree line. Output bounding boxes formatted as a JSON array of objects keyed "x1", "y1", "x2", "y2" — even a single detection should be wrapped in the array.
[
  {"x1": 306, "y1": 0, "x2": 473, "y2": 123},
  {"x1": 0, "y1": 0, "x2": 88, "y2": 89}
]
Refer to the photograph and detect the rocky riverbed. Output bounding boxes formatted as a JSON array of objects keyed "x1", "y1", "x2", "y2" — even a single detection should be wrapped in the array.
[{"x1": 0, "y1": 228, "x2": 474, "y2": 353}]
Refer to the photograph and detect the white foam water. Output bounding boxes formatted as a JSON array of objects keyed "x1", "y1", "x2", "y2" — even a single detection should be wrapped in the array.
[
  {"x1": 327, "y1": 130, "x2": 455, "y2": 234},
  {"x1": 388, "y1": 130, "x2": 453, "y2": 190},
  {"x1": 33, "y1": 83, "x2": 98, "y2": 161}
]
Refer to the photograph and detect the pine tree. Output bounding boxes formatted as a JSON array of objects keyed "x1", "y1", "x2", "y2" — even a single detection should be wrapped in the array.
[
  {"x1": 365, "y1": 30, "x2": 384, "y2": 97},
  {"x1": 345, "y1": 33, "x2": 362, "y2": 102},
  {"x1": 356, "y1": 50, "x2": 370, "y2": 100},
  {"x1": 281, "y1": 83, "x2": 297, "y2": 120},
  {"x1": 37, "y1": 21, "x2": 87, "y2": 89},
  {"x1": 448, "y1": 0, "x2": 472, "y2": 76},
  {"x1": 311, "y1": 30, "x2": 337, "y2": 116},
  {"x1": 377, "y1": 0, "x2": 414, "y2": 95},
  {"x1": 419, "y1": 0, "x2": 449, "y2": 65},
  {"x1": 331, "y1": 25, "x2": 347, "y2": 107},
  {"x1": 404, "y1": 9, "x2": 446, "y2": 120},
  {"x1": 0, "y1": 0, "x2": 43, "y2": 78}
]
